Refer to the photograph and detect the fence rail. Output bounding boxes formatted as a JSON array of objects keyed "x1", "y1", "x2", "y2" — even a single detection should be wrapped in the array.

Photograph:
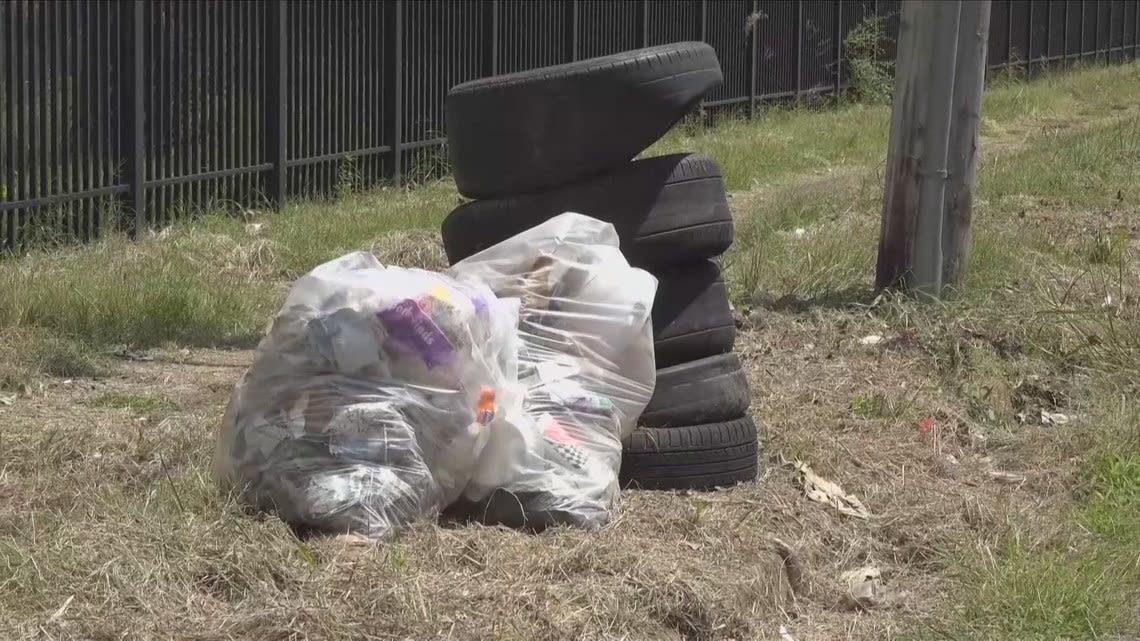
[{"x1": 2, "y1": 0, "x2": 1138, "y2": 251}]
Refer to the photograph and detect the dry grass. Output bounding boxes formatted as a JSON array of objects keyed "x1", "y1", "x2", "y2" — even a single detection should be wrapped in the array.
[{"x1": 2, "y1": 63, "x2": 1140, "y2": 640}]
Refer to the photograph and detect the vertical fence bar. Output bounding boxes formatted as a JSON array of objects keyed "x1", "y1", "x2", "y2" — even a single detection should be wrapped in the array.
[
  {"x1": 697, "y1": 0, "x2": 707, "y2": 114},
  {"x1": 1093, "y1": 0, "x2": 1099, "y2": 59},
  {"x1": 1063, "y1": 0, "x2": 1069, "y2": 64},
  {"x1": 835, "y1": 0, "x2": 843, "y2": 99},
  {"x1": 566, "y1": 0, "x2": 579, "y2": 62},
  {"x1": 748, "y1": 0, "x2": 757, "y2": 118},
  {"x1": 482, "y1": 0, "x2": 499, "y2": 76},
  {"x1": 1080, "y1": 0, "x2": 1086, "y2": 57},
  {"x1": 3, "y1": 1, "x2": 15, "y2": 249},
  {"x1": 637, "y1": 0, "x2": 648, "y2": 48},
  {"x1": 1026, "y1": 0, "x2": 1034, "y2": 71},
  {"x1": 1007, "y1": 0, "x2": 1014, "y2": 65},
  {"x1": 124, "y1": 0, "x2": 146, "y2": 238},
  {"x1": 699, "y1": 0, "x2": 708, "y2": 40},
  {"x1": 794, "y1": 0, "x2": 803, "y2": 99},
  {"x1": 28, "y1": 2, "x2": 40, "y2": 222},
  {"x1": 1045, "y1": 0, "x2": 1051, "y2": 64},
  {"x1": 385, "y1": 0, "x2": 403, "y2": 185},
  {"x1": 266, "y1": 0, "x2": 287, "y2": 207},
  {"x1": 1120, "y1": 0, "x2": 1127, "y2": 60}
]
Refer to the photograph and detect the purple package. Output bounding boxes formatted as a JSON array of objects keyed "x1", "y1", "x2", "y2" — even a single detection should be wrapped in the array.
[
  {"x1": 451, "y1": 281, "x2": 489, "y2": 317},
  {"x1": 377, "y1": 298, "x2": 456, "y2": 368}
]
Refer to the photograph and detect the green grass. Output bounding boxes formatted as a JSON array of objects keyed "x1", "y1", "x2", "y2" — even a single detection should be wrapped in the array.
[
  {"x1": 941, "y1": 416, "x2": 1140, "y2": 641},
  {"x1": 0, "y1": 63, "x2": 1135, "y2": 359},
  {"x1": 89, "y1": 390, "x2": 180, "y2": 416},
  {"x1": 2, "y1": 62, "x2": 1140, "y2": 639}
]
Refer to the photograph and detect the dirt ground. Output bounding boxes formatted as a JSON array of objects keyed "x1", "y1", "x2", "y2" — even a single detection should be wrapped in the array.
[
  {"x1": 2, "y1": 301, "x2": 1087, "y2": 640},
  {"x1": 5, "y1": 65, "x2": 1139, "y2": 640}
]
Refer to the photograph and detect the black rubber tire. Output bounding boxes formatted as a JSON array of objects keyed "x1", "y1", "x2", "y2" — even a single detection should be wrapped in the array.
[
  {"x1": 620, "y1": 416, "x2": 759, "y2": 490},
  {"x1": 652, "y1": 260, "x2": 735, "y2": 368},
  {"x1": 441, "y1": 153, "x2": 734, "y2": 271},
  {"x1": 441, "y1": 490, "x2": 609, "y2": 533},
  {"x1": 640, "y1": 353, "x2": 750, "y2": 428},
  {"x1": 446, "y1": 42, "x2": 723, "y2": 199}
]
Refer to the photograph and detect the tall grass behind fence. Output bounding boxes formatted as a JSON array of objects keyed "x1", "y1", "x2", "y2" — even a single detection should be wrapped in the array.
[{"x1": 2, "y1": 0, "x2": 1138, "y2": 252}]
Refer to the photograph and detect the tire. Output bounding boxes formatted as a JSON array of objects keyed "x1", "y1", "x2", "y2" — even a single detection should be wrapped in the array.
[
  {"x1": 441, "y1": 153, "x2": 734, "y2": 271},
  {"x1": 446, "y1": 42, "x2": 723, "y2": 199},
  {"x1": 640, "y1": 353, "x2": 750, "y2": 428},
  {"x1": 620, "y1": 417, "x2": 759, "y2": 490},
  {"x1": 652, "y1": 260, "x2": 735, "y2": 368},
  {"x1": 441, "y1": 490, "x2": 609, "y2": 533}
]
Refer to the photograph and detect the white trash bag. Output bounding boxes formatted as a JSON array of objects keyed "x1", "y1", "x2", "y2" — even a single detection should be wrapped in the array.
[
  {"x1": 446, "y1": 212, "x2": 658, "y2": 530},
  {"x1": 213, "y1": 251, "x2": 523, "y2": 539}
]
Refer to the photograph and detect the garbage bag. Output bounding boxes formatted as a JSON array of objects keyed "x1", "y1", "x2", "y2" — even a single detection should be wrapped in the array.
[
  {"x1": 213, "y1": 251, "x2": 523, "y2": 539},
  {"x1": 446, "y1": 212, "x2": 658, "y2": 530}
]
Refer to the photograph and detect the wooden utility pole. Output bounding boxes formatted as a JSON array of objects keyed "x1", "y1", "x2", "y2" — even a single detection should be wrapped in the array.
[
  {"x1": 943, "y1": 1, "x2": 992, "y2": 288},
  {"x1": 876, "y1": 0, "x2": 992, "y2": 298}
]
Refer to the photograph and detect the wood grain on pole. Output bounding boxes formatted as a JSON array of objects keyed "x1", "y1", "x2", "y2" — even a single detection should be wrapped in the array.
[
  {"x1": 908, "y1": 0, "x2": 962, "y2": 297},
  {"x1": 942, "y1": 0, "x2": 992, "y2": 289},
  {"x1": 875, "y1": 0, "x2": 926, "y2": 291},
  {"x1": 875, "y1": 1, "x2": 962, "y2": 293},
  {"x1": 876, "y1": 0, "x2": 964, "y2": 296}
]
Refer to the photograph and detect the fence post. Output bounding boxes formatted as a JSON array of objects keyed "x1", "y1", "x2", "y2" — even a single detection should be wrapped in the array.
[
  {"x1": 266, "y1": 0, "x2": 287, "y2": 208},
  {"x1": 698, "y1": 0, "x2": 707, "y2": 115},
  {"x1": 564, "y1": 0, "x2": 579, "y2": 61},
  {"x1": 1025, "y1": 0, "x2": 1033, "y2": 73},
  {"x1": 1119, "y1": 1, "x2": 1127, "y2": 61},
  {"x1": 794, "y1": 0, "x2": 803, "y2": 99},
  {"x1": 482, "y1": 0, "x2": 499, "y2": 76},
  {"x1": 124, "y1": 0, "x2": 146, "y2": 239},
  {"x1": 748, "y1": 0, "x2": 758, "y2": 118},
  {"x1": 385, "y1": 0, "x2": 403, "y2": 186},
  {"x1": 699, "y1": 0, "x2": 707, "y2": 41},
  {"x1": 637, "y1": 0, "x2": 648, "y2": 48},
  {"x1": 1093, "y1": 0, "x2": 1099, "y2": 60},
  {"x1": 1062, "y1": 0, "x2": 1068, "y2": 64},
  {"x1": 1079, "y1": 0, "x2": 1085, "y2": 58},
  {"x1": 1006, "y1": 0, "x2": 1013, "y2": 66},
  {"x1": 835, "y1": 0, "x2": 843, "y2": 100}
]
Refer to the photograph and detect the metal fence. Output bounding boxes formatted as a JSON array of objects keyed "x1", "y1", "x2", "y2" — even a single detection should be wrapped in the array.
[{"x1": 2, "y1": 0, "x2": 1138, "y2": 251}]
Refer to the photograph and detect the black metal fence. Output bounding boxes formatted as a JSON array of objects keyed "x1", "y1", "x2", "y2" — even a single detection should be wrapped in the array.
[{"x1": 2, "y1": 0, "x2": 1138, "y2": 251}]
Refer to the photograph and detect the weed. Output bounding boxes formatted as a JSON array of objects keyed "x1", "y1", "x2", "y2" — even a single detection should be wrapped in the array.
[
  {"x1": 844, "y1": 15, "x2": 894, "y2": 104},
  {"x1": 849, "y1": 392, "x2": 902, "y2": 420},
  {"x1": 89, "y1": 391, "x2": 179, "y2": 416}
]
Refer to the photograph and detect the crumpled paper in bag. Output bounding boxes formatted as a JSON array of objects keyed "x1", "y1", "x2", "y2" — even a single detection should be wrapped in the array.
[{"x1": 215, "y1": 213, "x2": 658, "y2": 538}]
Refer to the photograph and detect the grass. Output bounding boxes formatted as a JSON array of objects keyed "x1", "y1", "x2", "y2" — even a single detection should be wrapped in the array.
[
  {"x1": 89, "y1": 390, "x2": 180, "y2": 416},
  {"x1": 944, "y1": 409, "x2": 1140, "y2": 640},
  {"x1": 1, "y1": 61, "x2": 1140, "y2": 640}
]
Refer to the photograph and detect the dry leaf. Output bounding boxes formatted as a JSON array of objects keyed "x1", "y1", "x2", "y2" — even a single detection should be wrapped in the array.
[{"x1": 795, "y1": 462, "x2": 871, "y2": 519}]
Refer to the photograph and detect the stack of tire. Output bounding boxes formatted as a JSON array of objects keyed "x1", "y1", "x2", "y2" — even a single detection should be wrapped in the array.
[{"x1": 441, "y1": 42, "x2": 758, "y2": 493}]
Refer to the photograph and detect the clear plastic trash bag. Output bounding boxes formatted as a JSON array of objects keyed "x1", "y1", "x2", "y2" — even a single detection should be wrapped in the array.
[
  {"x1": 445, "y1": 212, "x2": 658, "y2": 530},
  {"x1": 212, "y1": 251, "x2": 523, "y2": 539}
]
